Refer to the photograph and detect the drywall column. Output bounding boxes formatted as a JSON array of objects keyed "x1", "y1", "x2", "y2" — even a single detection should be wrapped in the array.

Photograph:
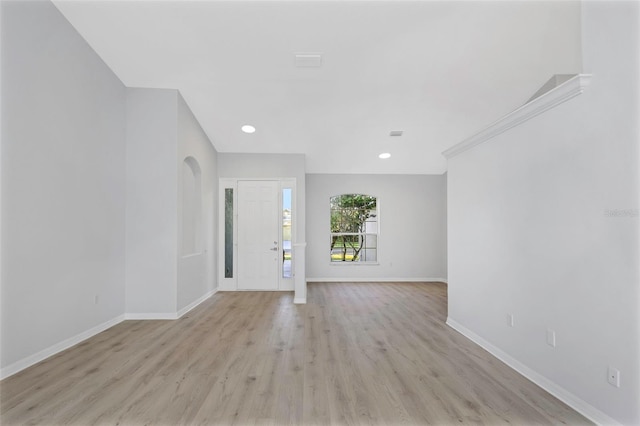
[
  {"x1": 125, "y1": 88, "x2": 178, "y2": 317},
  {"x1": 293, "y1": 243, "x2": 307, "y2": 303},
  {"x1": 126, "y1": 89, "x2": 218, "y2": 318},
  {"x1": 176, "y1": 93, "x2": 218, "y2": 311}
]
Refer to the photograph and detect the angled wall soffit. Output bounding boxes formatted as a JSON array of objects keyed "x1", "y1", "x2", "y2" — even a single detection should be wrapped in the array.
[{"x1": 443, "y1": 74, "x2": 592, "y2": 160}]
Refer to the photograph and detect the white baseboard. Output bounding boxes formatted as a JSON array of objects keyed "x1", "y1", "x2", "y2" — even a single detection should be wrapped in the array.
[
  {"x1": 218, "y1": 284, "x2": 295, "y2": 291},
  {"x1": 126, "y1": 289, "x2": 218, "y2": 320},
  {"x1": 176, "y1": 289, "x2": 217, "y2": 318},
  {"x1": 0, "y1": 290, "x2": 219, "y2": 380},
  {"x1": 306, "y1": 277, "x2": 448, "y2": 283},
  {"x1": 0, "y1": 314, "x2": 125, "y2": 380},
  {"x1": 293, "y1": 297, "x2": 307, "y2": 304},
  {"x1": 445, "y1": 317, "x2": 620, "y2": 426},
  {"x1": 124, "y1": 312, "x2": 179, "y2": 320}
]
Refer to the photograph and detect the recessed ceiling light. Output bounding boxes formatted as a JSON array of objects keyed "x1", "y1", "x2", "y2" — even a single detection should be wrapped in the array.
[
  {"x1": 379, "y1": 152, "x2": 391, "y2": 159},
  {"x1": 241, "y1": 125, "x2": 256, "y2": 134}
]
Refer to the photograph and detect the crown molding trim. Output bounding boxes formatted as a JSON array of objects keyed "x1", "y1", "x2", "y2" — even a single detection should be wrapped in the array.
[{"x1": 443, "y1": 74, "x2": 592, "y2": 159}]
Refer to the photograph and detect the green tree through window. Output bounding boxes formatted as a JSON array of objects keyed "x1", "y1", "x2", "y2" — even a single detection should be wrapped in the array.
[{"x1": 330, "y1": 194, "x2": 378, "y2": 262}]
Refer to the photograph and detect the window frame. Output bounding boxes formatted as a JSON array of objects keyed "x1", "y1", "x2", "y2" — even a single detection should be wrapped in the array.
[{"x1": 329, "y1": 194, "x2": 379, "y2": 265}]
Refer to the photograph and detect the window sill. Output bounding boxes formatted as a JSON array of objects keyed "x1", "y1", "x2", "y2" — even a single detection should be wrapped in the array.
[
  {"x1": 330, "y1": 261, "x2": 379, "y2": 266},
  {"x1": 181, "y1": 252, "x2": 203, "y2": 259}
]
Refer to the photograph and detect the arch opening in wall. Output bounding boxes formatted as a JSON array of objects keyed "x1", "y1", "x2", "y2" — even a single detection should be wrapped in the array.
[{"x1": 182, "y1": 156, "x2": 202, "y2": 256}]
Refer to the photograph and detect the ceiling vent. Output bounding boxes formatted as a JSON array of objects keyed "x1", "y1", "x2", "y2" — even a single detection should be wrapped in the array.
[
  {"x1": 389, "y1": 130, "x2": 403, "y2": 137},
  {"x1": 295, "y1": 53, "x2": 322, "y2": 68}
]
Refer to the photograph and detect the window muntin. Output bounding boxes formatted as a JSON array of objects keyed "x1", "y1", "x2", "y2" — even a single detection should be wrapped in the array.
[{"x1": 330, "y1": 194, "x2": 378, "y2": 263}]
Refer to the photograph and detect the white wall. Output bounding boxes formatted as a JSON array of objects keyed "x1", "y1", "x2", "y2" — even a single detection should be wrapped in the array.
[
  {"x1": 177, "y1": 93, "x2": 218, "y2": 311},
  {"x1": 125, "y1": 88, "x2": 178, "y2": 315},
  {"x1": 1, "y1": 0, "x2": 127, "y2": 371},
  {"x1": 446, "y1": 2, "x2": 639, "y2": 424},
  {"x1": 306, "y1": 174, "x2": 447, "y2": 282}
]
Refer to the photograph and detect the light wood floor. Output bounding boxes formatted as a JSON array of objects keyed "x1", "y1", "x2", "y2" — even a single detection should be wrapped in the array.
[{"x1": 1, "y1": 282, "x2": 590, "y2": 425}]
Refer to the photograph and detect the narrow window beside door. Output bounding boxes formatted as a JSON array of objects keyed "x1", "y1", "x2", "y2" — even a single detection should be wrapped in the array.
[
  {"x1": 224, "y1": 188, "x2": 233, "y2": 278},
  {"x1": 283, "y1": 188, "x2": 292, "y2": 278}
]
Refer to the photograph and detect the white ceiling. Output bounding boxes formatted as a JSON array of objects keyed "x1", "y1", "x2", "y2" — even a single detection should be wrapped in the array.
[{"x1": 52, "y1": 0, "x2": 582, "y2": 174}]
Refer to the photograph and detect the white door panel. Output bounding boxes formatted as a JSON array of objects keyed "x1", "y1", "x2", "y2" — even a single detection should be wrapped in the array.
[{"x1": 238, "y1": 181, "x2": 279, "y2": 290}]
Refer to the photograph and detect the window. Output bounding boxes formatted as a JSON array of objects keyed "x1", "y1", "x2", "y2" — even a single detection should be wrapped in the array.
[
  {"x1": 282, "y1": 188, "x2": 292, "y2": 278},
  {"x1": 224, "y1": 188, "x2": 233, "y2": 278},
  {"x1": 330, "y1": 194, "x2": 378, "y2": 263}
]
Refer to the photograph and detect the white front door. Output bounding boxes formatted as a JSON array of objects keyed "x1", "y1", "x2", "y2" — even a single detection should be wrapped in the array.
[{"x1": 237, "y1": 180, "x2": 280, "y2": 290}]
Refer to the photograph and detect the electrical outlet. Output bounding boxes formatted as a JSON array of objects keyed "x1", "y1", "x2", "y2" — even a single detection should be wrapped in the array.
[
  {"x1": 507, "y1": 314, "x2": 514, "y2": 327},
  {"x1": 546, "y1": 329, "x2": 556, "y2": 347},
  {"x1": 607, "y1": 366, "x2": 620, "y2": 388},
  {"x1": 94, "y1": 295, "x2": 99, "y2": 305}
]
